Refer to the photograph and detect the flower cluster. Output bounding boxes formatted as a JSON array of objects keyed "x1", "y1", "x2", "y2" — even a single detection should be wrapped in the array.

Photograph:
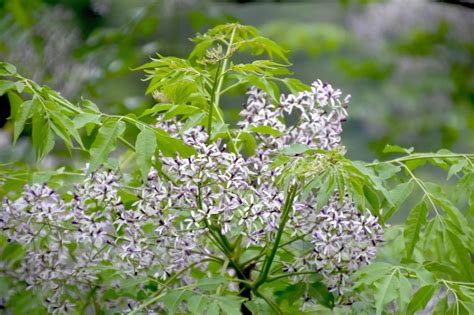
[
  {"x1": 238, "y1": 82, "x2": 381, "y2": 293},
  {"x1": 0, "y1": 80, "x2": 383, "y2": 312},
  {"x1": 294, "y1": 193, "x2": 383, "y2": 295}
]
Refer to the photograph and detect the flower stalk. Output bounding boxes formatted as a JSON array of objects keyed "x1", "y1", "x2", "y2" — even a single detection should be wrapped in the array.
[{"x1": 253, "y1": 184, "x2": 297, "y2": 290}]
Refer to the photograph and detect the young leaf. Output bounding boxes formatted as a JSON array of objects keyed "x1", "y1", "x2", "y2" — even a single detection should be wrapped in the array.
[
  {"x1": 404, "y1": 201, "x2": 428, "y2": 260},
  {"x1": 88, "y1": 120, "x2": 126, "y2": 172},
  {"x1": 136, "y1": 127, "x2": 157, "y2": 182}
]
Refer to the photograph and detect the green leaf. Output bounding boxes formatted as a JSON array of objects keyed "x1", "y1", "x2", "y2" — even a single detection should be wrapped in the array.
[
  {"x1": 187, "y1": 295, "x2": 209, "y2": 314},
  {"x1": 13, "y1": 99, "x2": 35, "y2": 144},
  {"x1": 139, "y1": 104, "x2": 174, "y2": 118},
  {"x1": 244, "y1": 299, "x2": 273, "y2": 315},
  {"x1": 0, "y1": 80, "x2": 14, "y2": 95},
  {"x1": 2, "y1": 242, "x2": 25, "y2": 266},
  {"x1": 279, "y1": 143, "x2": 312, "y2": 155},
  {"x1": 433, "y1": 295, "x2": 449, "y2": 314},
  {"x1": 398, "y1": 275, "x2": 413, "y2": 313},
  {"x1": 214, "y1": 295, "x2": 246, "y2": 315},
  {"x1": 308, "y1": 281, "x2": 335, "y2": 309},
  {"x1": 282, "y1": 78, "x2": 310, "y2": 94},
  {"x1": 7, "y1": 91, "x2": 23, "y2": 120},
  {"x1": 0, "y1": 62, "x2": 17, "y2": 76},
  {"x1": 73, "y1": 112, "x2": 101, "y2": 129},
  {"x1": 274, "y1": 283, "x2": 305, "y2": 305},
  {"x1": 373, "y1": 163, "x2": 401, "y2": 180},
  {"x1": 447, "y1": 159, "x2": 468, "y2": 180},
  {"x1": 15, "y1": 81, "x2": 24, "y2": 93},
  {"x1": 446, "y1": 230, "x2": 473, "y2": 281},
  {"x1": 349, "y1": 177, "x2": 365, "y2": 212},
  {"x1": 374, "y1": 271, "x2": 399, "y2": 315},
  {"x1": 239, "y1": 36, "x2": 289, "y2": 63},
  {"x1": 195, "y1": 276, "x2": 228, "y2": 291},
  {"x1": 136, "y1": 128, "x2": 157, "y2": 182},
  {"x1": 81, "y1": 99, "x2": 101, "y2": 113},
  {"x1": 406, "y1": 284, "x2": 437, "y2": 315},
  {"x1": 404, "y1": 201, "x2": 428, "y2": 260},
  {"x1": 155, "y1": 129, "x2": 196, "y2": 157},
  {"x1": 50, "y1": 111, "x2": 84, "y2": 149},
  {"x1": 162, "y1": 290, "x2": 191, "y2": 314},
  {"x1": 383, "y1": 144, "x2": 414, "y2": 154},
  {"x1": 353, "y1": 262, "x2": 394, "y2": 287},
  {"x1": 237, "y1": 132, "x2": 257, "y2": 156},
  {"x1": 250, "y1": 125, "x2": 284, "y2": 136},
  {"x1": 163, "y1": 105, "x2": 202, "y2": 121},
  {"x1": 88, "y1": 120, "x2": 126, "y2": 172},
  {"x1": 383, "y1": 181, "x2": 414, "y2": 220},
  {"x1": 363, "y1": 185, "x2": 380, "y2": 216},
  {"x1": 317, "y1": 172, "x2": 336, "y2": 211},
  {"x1": 31, "y1": 110, "x2": 54, "y2": 159},
  {"x1": 246, "y1": 75, "x2": 280, "y2": 102}
]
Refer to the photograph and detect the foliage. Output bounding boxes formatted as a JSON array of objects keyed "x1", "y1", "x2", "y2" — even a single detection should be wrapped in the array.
[{"x1": 0, "y1": 23, "x2": 473, "y2": 315}]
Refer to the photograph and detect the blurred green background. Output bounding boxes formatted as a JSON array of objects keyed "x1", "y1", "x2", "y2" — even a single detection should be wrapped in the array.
[{"x1": 0, "y1": 0, "x2": 473, "y2": 164}]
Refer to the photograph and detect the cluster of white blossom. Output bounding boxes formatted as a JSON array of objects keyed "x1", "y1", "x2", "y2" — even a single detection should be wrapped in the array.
[
  {"x1": 0, "y1": 80, "x2": 383, "y2": 312},
  {"x1": 1, "y1": 170, "x2": 166, "y2": 313},
  {"x1": 292, "y1": 193, "x2": 383, "y2": 295},
  {"x1": 238, "y1": 82, "x2": 382, "y2": 293}
]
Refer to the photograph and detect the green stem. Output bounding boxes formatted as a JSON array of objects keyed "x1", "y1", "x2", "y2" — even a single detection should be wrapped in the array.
[
  {"x1": 205, "y1": 26, "x2": 238, "y2": 152},
  {"x1": 207, "y1": 61, "x2": 222, "y2": 140},
  {"x1": 267, "y1": 271, "x2": 319, "y2": 283},
  {"x1": 397, "y1": 161, "x2": 441, "y2": 217},
  {"x1": 253, "y1": 184, "x2": 297, "y2": 290},
  {"x1": 119, "y1": 136, "x2": 135, "y2": 151},
  {"x1": 366, "y1": 153, "x2": 474, "y2": 167},
  {"x1": 241, "y1": 235, "x2": 305, "y2": 269}
]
